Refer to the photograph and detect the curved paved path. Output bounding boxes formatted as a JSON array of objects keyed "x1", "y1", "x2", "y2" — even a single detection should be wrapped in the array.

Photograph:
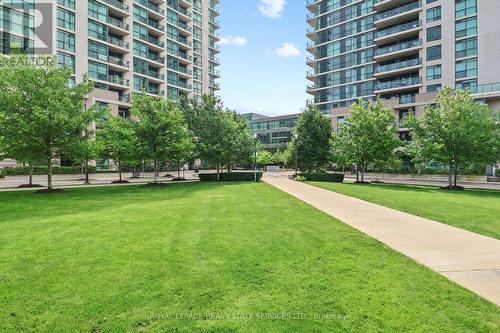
[{"x1": 263, "y1": 173, "x2": 500, "y2": 306}]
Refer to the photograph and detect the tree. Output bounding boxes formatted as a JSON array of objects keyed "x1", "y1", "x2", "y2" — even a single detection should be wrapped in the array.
[
  {"x1": 184, "y1": 95, "x2": 253, "y2": 179},
  {"x1": 97, "y1": 114, "x2": 137, "y2": 183},
  {"x1": 257, "y1": 150, "x2": 273, "y2": 167},
  {"x1": 131, "y1": 93, "x2": 192, "y2": 185},
  {"x1": 0, "y1": 56, "x2": 95, "y2": 192},
  {"x1": 292, "y1": 105, "x2": 332, "y2": 172},
  {"x1": 406, "y1": 87, "x2": 500, "y2": 189},
  {"x1": 332, "y1": 98, "x2": 400, "y2": 183}
]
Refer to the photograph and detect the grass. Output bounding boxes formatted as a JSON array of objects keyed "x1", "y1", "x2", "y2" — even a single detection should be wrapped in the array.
[
  {"x1": 309, "y1": 182, "x2": 500, "y2": 240},
  {"x1": 0, "y1": 183, "x2": 499, "y2": 332}
]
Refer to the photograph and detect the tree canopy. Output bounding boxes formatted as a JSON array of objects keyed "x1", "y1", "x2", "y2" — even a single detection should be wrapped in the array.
[
  {"x1": 406, "y1": 87, "x2": 500, "y2": 189},
  {"x1": 331, "y1": 98, "x2": 400, "y2": 182}
]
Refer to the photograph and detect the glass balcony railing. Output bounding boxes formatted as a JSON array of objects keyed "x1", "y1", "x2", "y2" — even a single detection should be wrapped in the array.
[
  {"x1": 469, "y1": 82, "x2": 500, "y2": 94},
  {"x1": 376, "y1": 1, "x2": 421, "y2": 22},
  {"x1": 375, "y1": 39, "x2": 421, "y2": 56},
  {"x1": 136, "y1": 0, "x2": 164, "y2": 16},
  {"x1": 376, "y1": 58, "x2": 421, "y2": 73},
  {"x1": 375, "y1": 77, "x2": 422, "y2": 91},
  {"x1": 108, "y1": 55, "x2": 129, "y2": 68},
  {"x1": 376, "y1": 20, "x2": 421, "y2": 39},
  {"x1": 107, "y1": 35, "x2": 129, "y2": 49},
  {"x1": 106, "y1": 16, "x2": 129, "y2": 30},
  {"x1": 101, "y1": 0, "x2": 129, "y2": 12},
  {"x1": 89, "y1": 72, "x2": 129, "y2": 86}
]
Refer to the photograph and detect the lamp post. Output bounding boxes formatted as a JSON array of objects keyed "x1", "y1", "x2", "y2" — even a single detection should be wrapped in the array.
[
  {"x1": 294, "y1": 133, "x2": 299, "y2": 178},
  {"x1": 254, "y1": 134, "x2": 258, "y2": 182}
]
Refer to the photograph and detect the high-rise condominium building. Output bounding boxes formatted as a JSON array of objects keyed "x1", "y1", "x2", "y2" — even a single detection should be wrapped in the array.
[
  {"x1": 306, "y1": 0, "x2": 500, "y2": 137},
  {"x1": 0, "y1": 0, "x2": 220, "y2": 114}
]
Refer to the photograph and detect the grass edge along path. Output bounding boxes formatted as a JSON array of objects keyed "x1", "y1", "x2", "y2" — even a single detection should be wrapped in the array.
[{"x1": 309, "y1": 182, "x2": 500, "y2": 240}]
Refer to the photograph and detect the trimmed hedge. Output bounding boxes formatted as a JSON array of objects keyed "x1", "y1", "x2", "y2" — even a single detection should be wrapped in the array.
[
  {"x1": 199, "y1": 172, "x2": 263, "y2": 182},
  {"x1": 299, "y1": 173, "x2": 344, "y2": 183},
  {"x1": 0, "y1": 166, "x2": 96, "y2": 176}
]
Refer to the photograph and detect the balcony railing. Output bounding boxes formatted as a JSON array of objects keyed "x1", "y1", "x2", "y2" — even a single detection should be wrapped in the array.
[
  {"x1": 376, "y1": 58, "x2": 421, "y2": 73},
  {"x1": 375, "y1": 39, "x2": 422, "y2": 56},
  {"x1": 101, "y1": 0, "x2": 129, "y2": 12},
  {"x1": 107, "y1": 35, "x2": 129, "y2": 49},
  {"x1": 469, "y1": 82, "x2": 500, "y2": 94},
  {"x1": 106, "y1": 16, "x2": 129, "y2": 30},
  {"x1": 108, "y1": 55, "x2": 129, "y2": 68},
  {"x1": 90, "y1": 72, "x2": 129, "y2": 86},
  {"x1": 376, "y1": 20, "x2": 421, "y2": 39},
  {"x1": 136, "y1": 0, "x2": 165, "y2": 16},
  {"x1": 376, "y1": 1, "x2": 421, "y2": 22},
  {"x1": 375, "y1": 77, "x2": 422, "y2": 91}
]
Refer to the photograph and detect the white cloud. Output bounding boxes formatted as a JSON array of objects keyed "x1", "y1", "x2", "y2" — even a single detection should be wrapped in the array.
[
  {"x1": 274, "y1": 43, "x2": 300, "y2": 58},
  {"x1": 258, "y1": 0, "x2": 286, "y2": 18},
  {"x1": 219, "y1": 35, "x2": 248, "y2": 46}
]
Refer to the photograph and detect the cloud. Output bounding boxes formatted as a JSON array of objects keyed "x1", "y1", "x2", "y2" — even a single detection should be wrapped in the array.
[
  {"x1": 219, "y1": 35, "x2": 248, "y2": 46},
  {"x1": 258, "y1": 0, "x2": 286, "y2": 18},
  {"x1": 274, "y1": 43, "x2": 300, "y2": 58}
]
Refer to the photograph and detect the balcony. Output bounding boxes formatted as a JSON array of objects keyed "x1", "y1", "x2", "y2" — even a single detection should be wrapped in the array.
[
  {"x1": 374, "y1": 20, "x2": 421, "y2": 45},
  {"x1": 374, "y1": 76, "x2": 422, "y2": 94},
  {"x1": 134, "y1": 16, "x2": 165, "y2": 34},
  {"x1": 135, "y1": 0, "x2": 165, "y2": 18},
  {"x1": 374, "y1": 39, "x2": 422, "y2": 61},
  {"x1": 167, "y1": 4, "x2": 192, "y2": 19},
  {"x1": 470, "y1": 82, "x2": 500, "y2": 96},
  {"x1": 375, "y1": 58, "x2": 422, "y2": 79},
  {"x1": 100, "y1": 0, "x2": 129, "y2": 15},
  {"x1": 168, "y1": 66, "x2": 192, "y2": 77},
  {"x1": 90, "y1": 72, "x2": 130, "y2": 88},
  {"x1": 136, "y1": 70, "x2": 165, "y2": 83},
  {"x1": 108, "y1": 55, "x2": 129, "y2": 69},
  {"x1": 168, "y1": 80, "x2": 192, "y2": 91},
  {"x1": 106, "y1": 35, "x2": 130, "y2": 52},
  {"x1": 167, "y1": 49, "x2": 192, "y2": 63},
  {"x1": 375, "y1": 1, "x2": 421, "y2": 28},
  {"x1": 106, "y1": 16, "x2": 129, "y2": 32}
]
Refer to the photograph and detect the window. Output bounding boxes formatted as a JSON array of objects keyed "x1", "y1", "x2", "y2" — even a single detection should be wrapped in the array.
[
  {"x1": 427, "y1": 26, "x2": 441, "y2": 42},
  {"x1": 88, "y1": 41, "x2": 107, "y2": 61},
  {"x1": 57, "y1": 8, "x2": 75, "y2": 30},
  {"x1": 426, "y1": 0, "x2": 438, "y2": 3},
  {"x1": 455, "y1": 38, "x2": 477, "y2": 58},
  {"x1": 88, "y1": 61, "x2": 108, "y2": 81},
  {"x1": 57, "y1": 0, "x2": 75, "y2": 9},
  {"x1": 455, "y1": 17, "x2": 477, "y2": 38},
  {"x1": 57, "y1": 51, "x2": 75, "y2": 73},
  {"x1": 455, "y1": 0, "x2": 476, "y2": 19},
  {"x1": 426, "y1": 6, "x2": 441, "y2": 22},
  {"x1": 56, "y1": 29, "x2": 75, "y2": 52},
  {"x1": 455, "y1": 79, "x2": 477, "y2": 92},
  {"x1": 456, "y1": 58, "x2": 477, "y2": 79},
  {"x1": 427, "y1": 45, "x2": 441, "y2": 61},
  {"x1": 426, "y1": 65, "x2": 442, "y2": 80},
  {"x1": 427, "y1": 84, "x2": 442, "y2": 92}
]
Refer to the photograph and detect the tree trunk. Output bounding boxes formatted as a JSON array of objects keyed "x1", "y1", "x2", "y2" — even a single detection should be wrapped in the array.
[
  {"x1": 85, "y1": 160, "x2": 90, "y2": 184},
  {"x1": 448, "y1": 161, "x2": 453, "y2": 188},
  {"x1": 361, "y1": 164, "x2": 365, "y2": 183},
  {"x1": 177, "y1": 161, "x2": 181, "y2": 179},
  {"x1": 227, "y1": 164, "x2": 231, "y2": 173},
  {"x1": 216, "y1": 163, "x2": 220, "y2": 181},
  {"x1": 356, "y1": 164, "x2": 359, "y2": 182},
  {"x1": 47, "y1": 158, "x2": 53, "y2": 191},
  {"x1": 118, "y1": 160, "x2": 122, "y2": 182},
  {"x1": 154, "y1": 159, "x2": 158, "y2": 184},
  {"x1": 29, "y1": 164, "x2": 33, "y2": 186},
  {"x1": 454, "y1": 163, "x2": 458, "y2": 188}
]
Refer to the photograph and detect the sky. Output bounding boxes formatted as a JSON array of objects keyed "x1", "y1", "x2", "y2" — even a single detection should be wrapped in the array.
[{"x1": 217, "y1": 0, "x2": 309, "y2": 117}]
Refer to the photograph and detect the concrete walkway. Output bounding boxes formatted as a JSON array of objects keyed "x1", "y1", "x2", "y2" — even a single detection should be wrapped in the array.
[{"x1": 263, "y1": 173, "x2": 500, "y2": 306}]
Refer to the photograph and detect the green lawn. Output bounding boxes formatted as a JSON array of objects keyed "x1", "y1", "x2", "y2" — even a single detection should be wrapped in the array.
[
  {"x1": 309, "y1": 182, "x2": 500, "y2": 240},
  {"x1": 0, "y1": 183, "x2": 499, "y2": 332}
]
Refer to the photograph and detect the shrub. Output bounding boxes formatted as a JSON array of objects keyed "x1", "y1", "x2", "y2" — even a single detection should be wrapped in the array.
[
  {"x1": 0, "y1": 166, "x2": 96, "y2": 176},
  {"x1": 199, "y1": 172, "x2": 263, "y2": 182},
  {"x1": 293, "y1": 175, "x2": 307, "y2": 182},
  {"x1": 298, "y1": 173, "x2": 344, "y2": 183}
]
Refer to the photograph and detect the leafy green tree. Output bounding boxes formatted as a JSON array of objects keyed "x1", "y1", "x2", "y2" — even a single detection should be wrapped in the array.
[
  {"x1": 0, "y1": 56, "x2": 95, "y2": 191},
  {"x1": 332, "y1": 98, "x2": 400, "y2": 183},
  {"x1": 184, "y1": 95, "x2": 253, "y2": 179},
  {"x1": 292, "y1": 105, "x2": 332, "y2": 172},
  {"x1": 406, "y1": 87, "x2": 500, "y2": 189},
  {"x1": 257, "y1": 150, "x2": 273, "y2": 167},
  {"x1": 97, "y1": 114, "x2": 137, "y2": 183},
  {"x1": 131, "y1": 93, "x2": 192, "y2": 184}
]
